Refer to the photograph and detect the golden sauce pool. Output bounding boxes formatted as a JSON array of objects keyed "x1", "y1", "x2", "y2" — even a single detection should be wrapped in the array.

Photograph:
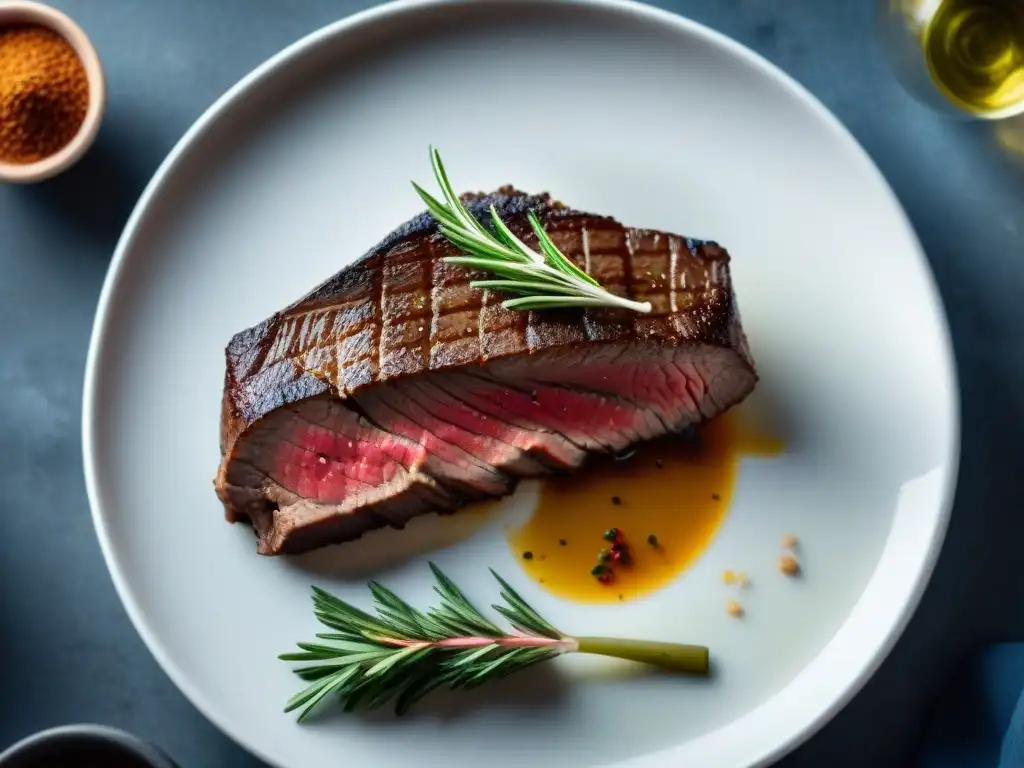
[{"x1": 506, "y1": 411, "x2": 783, "y2": 603}]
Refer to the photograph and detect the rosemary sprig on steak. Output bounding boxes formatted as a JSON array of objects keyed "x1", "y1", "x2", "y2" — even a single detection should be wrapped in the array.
[
  {"x1": 412, "y1": 147, "x2": 653, "y2": 314},
  {"x1": 281, "y1": 563, "x2": 708, "y2": 720}
]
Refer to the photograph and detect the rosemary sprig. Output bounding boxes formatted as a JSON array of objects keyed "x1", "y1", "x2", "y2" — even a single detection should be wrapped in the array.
[
  {"x1": 281, "y1": 563, "x2": 709, "y2": 721},
  {"x1": 411, "y1": 147, "x2": 652, "y2": 314}
]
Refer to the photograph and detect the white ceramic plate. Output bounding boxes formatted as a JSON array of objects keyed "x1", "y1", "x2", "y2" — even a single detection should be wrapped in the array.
[{"x1": 82, "y1": 1, "x2": 960, "y2": 766}]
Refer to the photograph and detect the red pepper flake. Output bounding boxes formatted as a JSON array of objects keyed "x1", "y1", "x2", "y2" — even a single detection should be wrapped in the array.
[
  {"x1": 647, "y1": 534, "x2": 659, "y2": 547},
  {"x1": 522, "y1": 551, "x2": 534, "y2": 560},
  {"x1": 613, "y1": 543, "x2": 632, "y2": 566}
]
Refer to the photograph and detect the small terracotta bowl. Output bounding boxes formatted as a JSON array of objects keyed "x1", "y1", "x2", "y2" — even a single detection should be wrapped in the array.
[{"x1": 0, "y1": 0, "x2": 106, "y2": 184}]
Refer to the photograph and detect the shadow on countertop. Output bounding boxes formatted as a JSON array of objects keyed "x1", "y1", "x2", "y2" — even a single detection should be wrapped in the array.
[{"x1": 14, "y1": 112, "x2": 156, "y2": 260}]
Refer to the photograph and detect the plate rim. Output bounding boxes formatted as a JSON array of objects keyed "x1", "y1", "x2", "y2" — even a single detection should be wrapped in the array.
[{"x1": 81, "y1": 1, "x2": 961, "y2": 766}]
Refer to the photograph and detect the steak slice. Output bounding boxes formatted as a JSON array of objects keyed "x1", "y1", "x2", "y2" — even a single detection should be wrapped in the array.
[{"x1": 215, "y1": 187, "x2": 758, "y2": 555}]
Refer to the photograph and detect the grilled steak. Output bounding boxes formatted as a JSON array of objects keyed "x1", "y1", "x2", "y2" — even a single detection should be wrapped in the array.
[{"x1": 215, "y1": 188, "x2": 758, "y2": 555}]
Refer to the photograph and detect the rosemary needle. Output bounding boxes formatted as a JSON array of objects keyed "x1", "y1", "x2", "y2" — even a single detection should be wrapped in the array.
[
  {"x1": 280, "y1": 563, "x2": 709, "y2": 721},
  {"x1": 412, "y1": 147, "x2": 652, "y2": 314}
]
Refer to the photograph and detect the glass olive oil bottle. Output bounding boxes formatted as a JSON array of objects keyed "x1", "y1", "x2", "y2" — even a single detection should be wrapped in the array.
[{"x1": 923, "y1": 0, "x2": 1024, "y2": 116}]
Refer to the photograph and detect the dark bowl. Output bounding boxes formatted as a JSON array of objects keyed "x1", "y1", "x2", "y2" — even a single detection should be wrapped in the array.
[{"x1": 0, "y1": 725, "x2": 178, "y2": 768}]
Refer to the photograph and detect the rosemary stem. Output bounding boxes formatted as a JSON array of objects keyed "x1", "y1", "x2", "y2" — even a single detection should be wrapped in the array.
[
  {"x1": 530, "y1": 261, "x2": 653, "y2": 314},
  {"x1": 603, "y1": 295, "x2": 654, "y2": 314},
  {"x1": 574, "y1": 636, "x2": 709, "y2": 675},
  {"x1": 378, "y1": 635, "x2": 573, "y2": 650}
]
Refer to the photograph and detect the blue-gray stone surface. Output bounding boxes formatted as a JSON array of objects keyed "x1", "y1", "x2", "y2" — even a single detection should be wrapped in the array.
[{"x1": 1, "y1": 2, "x2": 1020, "y2": 765}]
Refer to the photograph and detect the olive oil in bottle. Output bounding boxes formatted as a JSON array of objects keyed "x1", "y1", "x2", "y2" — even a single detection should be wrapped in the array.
[{"x1": 924, "y1": 0, "x2": 1024, "y2": 116}]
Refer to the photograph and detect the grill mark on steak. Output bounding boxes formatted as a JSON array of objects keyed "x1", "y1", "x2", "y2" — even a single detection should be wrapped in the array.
[{"x1": 215, "y1": 187, "x2": 758, "y2": 555}]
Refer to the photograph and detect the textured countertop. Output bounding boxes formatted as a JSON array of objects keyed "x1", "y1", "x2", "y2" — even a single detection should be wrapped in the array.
[{"x1": 1, "y1": 1, "x2": 1020, "y2": 765}]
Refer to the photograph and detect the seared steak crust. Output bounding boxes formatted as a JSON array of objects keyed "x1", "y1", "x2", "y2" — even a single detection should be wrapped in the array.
[{"x1": 215, "y1": 188, "x2": 757, "y2": 555}]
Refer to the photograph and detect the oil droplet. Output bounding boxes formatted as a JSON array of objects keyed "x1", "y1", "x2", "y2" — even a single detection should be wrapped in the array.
[{"x1": 506, "y1": 410, "x2": 783, "y2": 603}]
